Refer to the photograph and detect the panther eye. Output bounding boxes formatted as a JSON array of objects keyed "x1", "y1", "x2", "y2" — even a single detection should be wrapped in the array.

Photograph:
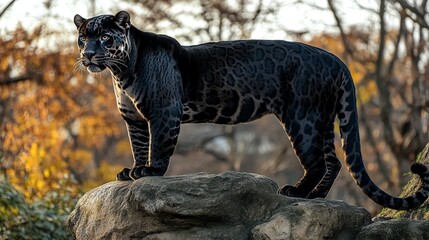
[
  {"x1": 79, "y1": 35, "x2": 86, "y2": 42},
  {"x1": 100, "y1": 35, "x2": 110, "y2": 41}
]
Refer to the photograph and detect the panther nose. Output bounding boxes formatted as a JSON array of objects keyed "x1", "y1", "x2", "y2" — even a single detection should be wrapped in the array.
[{"x1": 83, "y1": 50, "x2": 95, "y2": 60}]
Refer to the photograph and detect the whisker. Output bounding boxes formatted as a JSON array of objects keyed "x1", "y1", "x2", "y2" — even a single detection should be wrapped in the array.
[
  {"x1": 105, "y1": 61, "x2": 123, "y2": 71},
  {"x1": 109, "y1": 59, "x2": 127, "y2": 68},
  {"x1": 76, "y1": 55, "x2": 128, "y2": 73},
  {"x1": 73, "y1": 58, "x2": 85, "y2": 73},
  {"x1": 124, "y1": 48, "x2": 131, "y2": 60},
  {"x1": 101, "y1": 57, "x2": 128, "y2": 71}
]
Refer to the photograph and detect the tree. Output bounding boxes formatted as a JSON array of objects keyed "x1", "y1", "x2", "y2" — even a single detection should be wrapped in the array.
[
  {"x1": 126, "y1": 0, "x2": 280, "y2": 42},
  {"x1": 302, "y1": 0, "x2": 429, "y2": 211}
]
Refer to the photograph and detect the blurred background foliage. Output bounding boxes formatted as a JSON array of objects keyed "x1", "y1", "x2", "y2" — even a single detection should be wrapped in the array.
[{"x1": 0, "y1": 0, "x2": 428, "y2": 238}]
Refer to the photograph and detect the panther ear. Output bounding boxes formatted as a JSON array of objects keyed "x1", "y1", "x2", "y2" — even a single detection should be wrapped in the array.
[
  {"x1": 114, "y1": 11, "x2": 131, "y2": 29},
  {"x1": 74, "y1": 14, "x2": 86, "y2": 29}
]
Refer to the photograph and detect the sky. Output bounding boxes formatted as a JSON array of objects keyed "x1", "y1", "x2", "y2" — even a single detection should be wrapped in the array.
[{"x1": 0, "y1": 0, "x2": 377, "y2": 44}]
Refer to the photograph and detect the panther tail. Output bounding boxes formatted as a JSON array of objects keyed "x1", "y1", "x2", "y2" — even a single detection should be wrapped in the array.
[{"x1": 338, "y1": 71, "x2": 429, "y2": 210}]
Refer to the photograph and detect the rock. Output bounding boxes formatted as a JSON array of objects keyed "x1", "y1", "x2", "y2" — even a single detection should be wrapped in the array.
[
  {"x1": 69, "y1": 144, "x2": 429, "y2": 239},
  {"x1": 251, "y1": 200, "x2": 369, "y2": 240},
  {"x1": 377, "y1": 143, "x2": 429, "y2": 220},
  {"x1": 355, "y1": 219, "x2": 429, "y2": 240},
  {"x1": 357, "y1": 143, "x2": 429, "y2": 240},
  {"x1": 68, "y1": 172, "x2": 371, "y2": 240}
]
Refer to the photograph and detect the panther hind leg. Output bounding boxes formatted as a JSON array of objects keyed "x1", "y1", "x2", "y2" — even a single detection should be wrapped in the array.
[
  {"x1": 278, "y1": 114, "x2": 326, "y2": 198},
  {"x1": 306, "y1": 122, "x2": 342, "y2": 199}
]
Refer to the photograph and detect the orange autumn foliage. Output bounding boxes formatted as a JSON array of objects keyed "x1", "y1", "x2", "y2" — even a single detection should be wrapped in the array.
[{"x1": 1, "y1": 26, "x2": 128, "y2": 199}]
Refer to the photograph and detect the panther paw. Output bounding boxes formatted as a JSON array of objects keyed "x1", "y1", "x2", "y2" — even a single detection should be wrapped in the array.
[
  {"x1": 116, "y1": 168, "x2": 133, "y2": 181},
  {"x1": 129, "y1": 165, "x2": 147, "y2": 179},
  {"x1": 130, "y1": 165, "x2": 167, "y2": 179},
  {"x1": 116, "y1": 166, "x2": 167, "y2": 181},
  {"x1": 278, "y1": 185, "x2": 306, "y2": 198}
]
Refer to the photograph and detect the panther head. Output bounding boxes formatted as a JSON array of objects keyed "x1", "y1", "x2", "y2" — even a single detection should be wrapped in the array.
[{"x1": 73, "y1": 11, "x2": 131, "y2": 73}]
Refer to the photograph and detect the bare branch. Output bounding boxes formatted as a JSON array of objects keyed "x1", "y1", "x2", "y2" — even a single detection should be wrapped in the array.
[
  {"x1": 353, "y1": 0, "x2": 378, "y2": 14},
  {"x1": 0, "y1": 0, "x2": 16, "y2": 19},
  {"x1": 326, "y1": 0, "x2": 354, "y2": 59},
  {"x1": 0, "y1": 75, "x2": 32, "y2": 86},
  {"x1": 375, "y1": 0, "x2": 386, "y2": 81},
  {"x1": 357, "y1": 93, "x2": 396, "y2": 189},
  {"x1": 297, "y1": 0, "x2": 329, "y2": 11},
  {"x1": 392, "y1": 0, "x2": 429, "y2": 29},
  {"x1": 374, "y1": 0, "x2": 401, "y2": 158},
  {"x1": 387, "y1": 12, "x2": 406, "y2": 75}
]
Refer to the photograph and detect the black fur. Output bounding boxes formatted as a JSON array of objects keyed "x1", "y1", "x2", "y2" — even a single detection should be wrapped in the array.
[{"x1": 74, "y1": 11, "x2": 429, "y2": 210}]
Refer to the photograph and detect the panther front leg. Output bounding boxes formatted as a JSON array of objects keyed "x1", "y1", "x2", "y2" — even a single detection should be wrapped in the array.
[
  {"x1": 126, "y1": 104, "x2": 183, "y2": 179},
  {"x1": 116, "y1": 120, "x2": 150, "y2": 181}
]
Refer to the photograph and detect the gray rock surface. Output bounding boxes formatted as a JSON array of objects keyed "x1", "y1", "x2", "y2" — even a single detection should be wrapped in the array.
[
  {"x1": 69, "y1": 144, "x2": 429, "y2": 239},
  {"x1": 251, "y1": 200, "x2": 369, "y2": 240},
  {"x1": 68, "y1": 172, "x2": 371, "y2": 240},
  {"x1": 355, "y1": 219, "x2": 429, "y2": 240}
]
